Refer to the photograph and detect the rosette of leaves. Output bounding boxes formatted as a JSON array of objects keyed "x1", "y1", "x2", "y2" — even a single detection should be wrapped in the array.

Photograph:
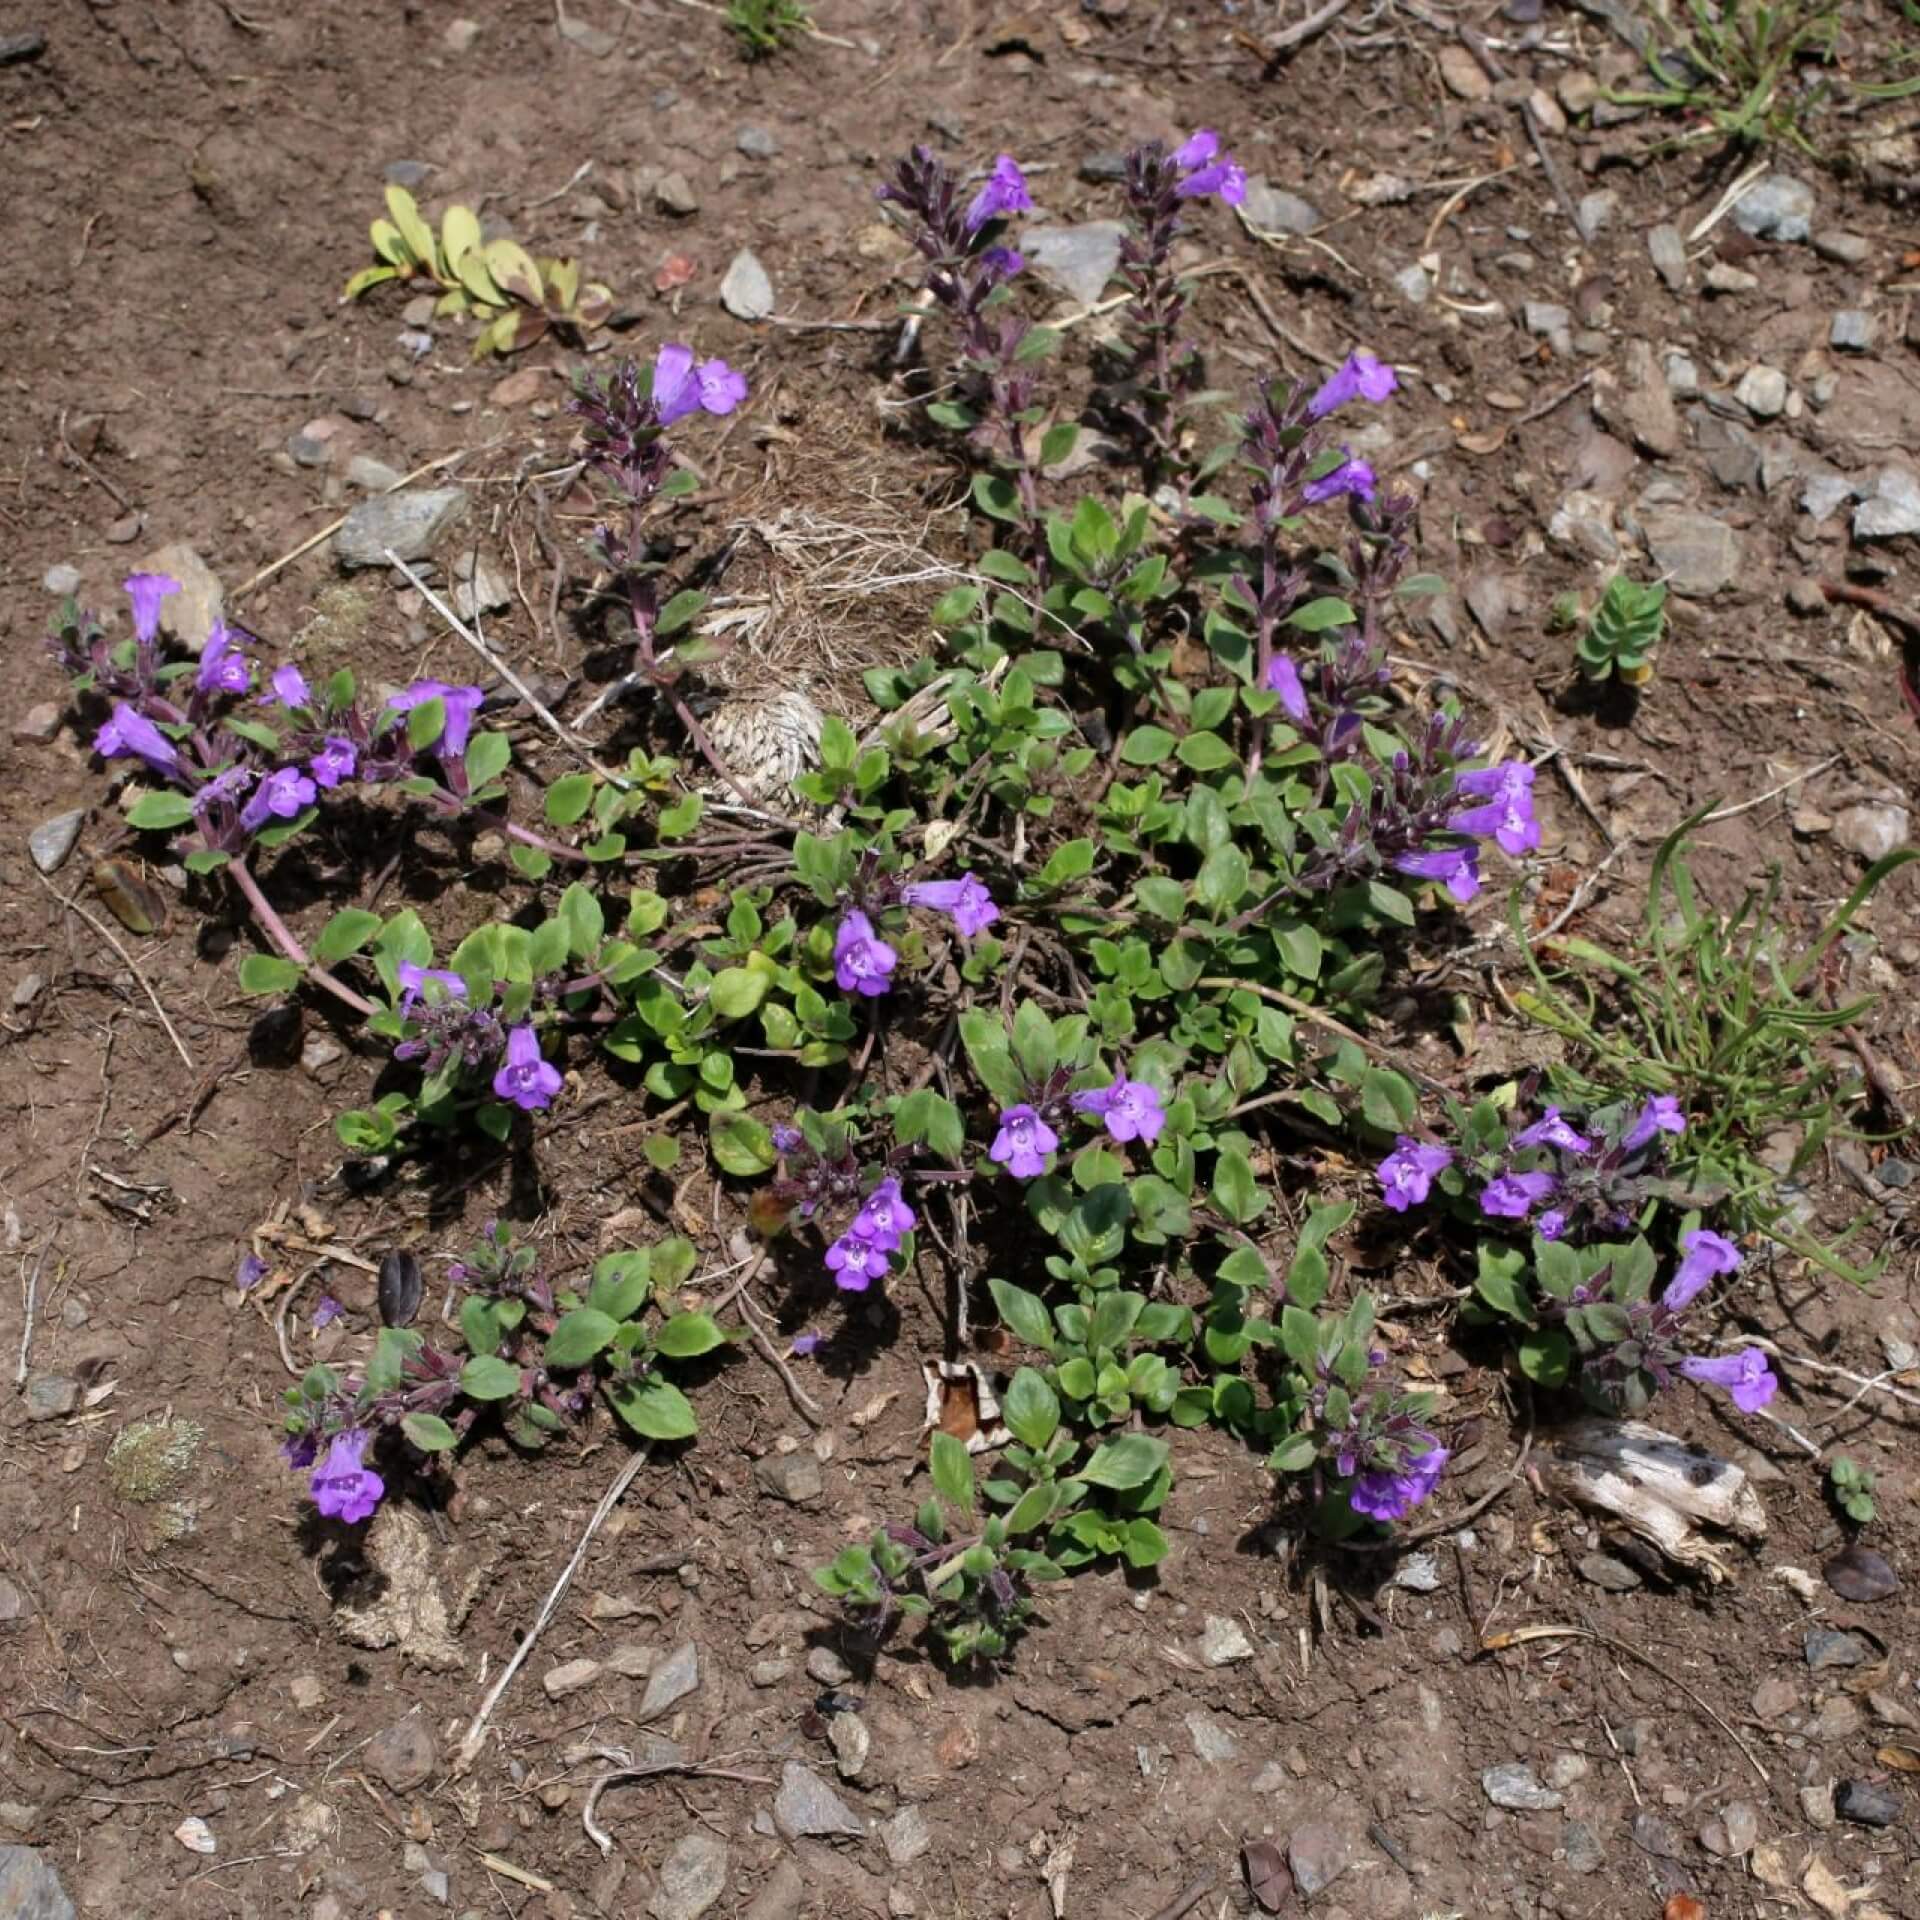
[
  {"x1": 1577, "y1": 574, "x2": 1667, "y2": 685},
  {"x1": 343, "y1": 185, "x2": 613, "y2": 358}
]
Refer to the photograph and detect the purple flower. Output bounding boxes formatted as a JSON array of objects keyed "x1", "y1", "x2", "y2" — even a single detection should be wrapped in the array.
[
  {"x1": 240, "y1": 766, "x2": 316, "y2": 835},
  {"x1": 1623, "y1": 1094, "x2": 1686, "y2": 1153},
  {"x1": 1350, "y1": 1439, "x2": 1449, "y2": 1523},
  {"x1": 95, "y1": 701, "x2": 182, "y2": 778},
  {"x1": 396, "y1": 961, "x2": 468, "y2": 1017},
  {"x1": 1480, "y1": 1170, "x2": 1559, "y2": 1220},
  {"x1": 194, "y1": 767, "x2": 254, "y2": 818},
  {"x1": 652, "y1": 343, "x2": 749, "y2": 426},
  {"x1": 1302, "y1": 452, "x2": 1377, "y2": 506},
  {"x1": 965, "y1": 153, "x2": 1032, "y2": 232},
  {"x1": 990, "y1": 1104, "x2": 1057, "y2": 1180},
  {"x1": 312, "y1": 1295, "x2": 344, "y2": 1328},
  {"x1": 1307, "y1": 349, "x2": 1399, "y2": 420},
  {"x1": 269, "y1": 663, "x2": 312, "y2": 708},
  {"x1": 309, "y1": 1429, "x2": 385, "y2": 1525},
  {"x1": 771, "y1": 1124, "x2": 802, "y2": 1153},
  {"x1": 236, "y1": 1253, "x2": 267, "y2": 1291},
  {"x1": 1537, "y1": 1209, "x2": 1567, "y2": 1242},
  {"x1": 901, "y1": 873, "x2": 1000, "y2": 939},
  {"x1": 281, "y1": 1431, "x2": 318, "y2": 1471},
  {"x1": 309, "y1": 736, "x2": 358, "y2": 788},
  {"x1": 1171, "y1": 129, "x2": 1247, "y2": 204},
  {"x1": 1514, "y1": 1106, "x2": 1592, "y2": 1155},
  {"x1": 825, "y1": 1229, "x2": 888, "y2": 1292},
  {"x1": 1392, "y1": 845, "x2": 1481, "y2": 904},
  {"x1": 1070, "y1": 1076, "x2": 1167, "y2": 1145},
  {"x1": 1265, "y1": 652, "x2": 1309, "y2": 723},
  {"x1": 1376, "y1": 1136, "x2": 1451, "y2": 1212},
  {"x1": 493, "y1": 1024, "x2": 563, "y2": 1112},
  {"x1": 1677, "y1": 1348, "x2": 1778, "y2": 1414},
  {"x1": 852, "y1": 1176, "x2": 916, "y2": 1251},
  {"x1": 1661, "y1": 1227, "x2": 1742, "y2": 1313},
  {"x1": 833, "y1": 909, "x2": 896, "y2": 997},
  {"x1": 1452, "y1": 760, "x2": 1541, "y2": 857},
  {"x1": 124, "y1": 572, "x2": 181, "y2": 645},
  {"x1": 388, "y1": 680, "x2": 486, "y2": 759},
  {"x1": 196, "y1": 621, "x2": 254, "y2": 696},
  {"x1": 979, "y1": 245, "x2": 1025, "y2": 282},
  {"x1": 790, "y1": 1330, "x2": 823, "y2": 1356}
]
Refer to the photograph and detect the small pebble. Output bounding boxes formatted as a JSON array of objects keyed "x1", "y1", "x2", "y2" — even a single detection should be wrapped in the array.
[
  {"x1": 1577, "y1": 1552, "x2": 1642, "y2": 1592},
  {"x1": 1836, "y1": 1779, "x2": 1901, "y2": 1828},
  {"x1": 806, "y1": 1646, "x2": 853, "y2": 1687},
  {"x1": 29, "y1": 809, "x2": 86, "y2": 875},
  {"x1": 543, "y1": 1658, "x2": 602, "y2": 1700},
  {"x1": 43, "y1": 564, "x2": 81, "y2": 596},
  {"x1": 1830, "y1": 309, "x2": 1873, "y2": 352},
  {"x1": 1812, "y1": 229, "x2": 1871, "y2": 265},
  {"x1": 444, "y1": 17, "x2": 480, "y2": 50},
  {"x1": 1786, "y1": 578, "x2": 1828, "y2": 616},
  {"x1": 1393, "y1": 263, "x2": 1432, "y2": 304},
  {"x1": 1199, "y1": 1614, "x2": 1255, "y2": 1665},
  {"x1": 1648, "y1": 223, "x2": 1688, "y2": 291},
  {"x1": 1805, "y1": 1628, "x2": 1871, "y2": 1669},
  {"x1": 1706, "y1": 261, "x2": 1760, "y2": 294},
  {"x1": 15, "y1": 703, "x2": 62, "y2": 744},
  {"x1": 1736, "y1": 364, "x2": 1789, "y2": 418},
  {"x1": 1483, "y1": 1762, "x2": 1563, "y2": 1811},
  {"x1": 736, "y1": 125, "x2": 779, "y2": 157}
]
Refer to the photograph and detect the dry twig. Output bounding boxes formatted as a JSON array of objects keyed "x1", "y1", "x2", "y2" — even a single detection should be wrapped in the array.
[{"x1": 33, "y1": 868, "x2": 194, "y2": 1071}]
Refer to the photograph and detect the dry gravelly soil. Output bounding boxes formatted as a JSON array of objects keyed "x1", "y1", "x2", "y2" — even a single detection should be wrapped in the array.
[{"x1": 4, "y1": 1, "x2": 1920, "y2": 1917}]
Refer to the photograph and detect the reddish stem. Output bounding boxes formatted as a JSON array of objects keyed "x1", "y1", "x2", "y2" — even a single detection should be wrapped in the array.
[{"x1": 227, "y1": 858, "x2": 379, "y2": 1017}]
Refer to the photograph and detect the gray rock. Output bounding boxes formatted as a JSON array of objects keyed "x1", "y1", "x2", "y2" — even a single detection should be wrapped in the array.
[
  {"x1": 1287, "y1": 1823, "x2": 1350, "y2": 1898},
  {"x1": 1482, "y1": 1762, "x2": 1563, "y2": 1811},
  {"x1": 1548, "y1": 490, "x2": 1618, "y2": 564},
  {"x1": 773, "y1": 1762, "x2": 864, "y2": 1839},
  {"x1": 1185, "y1": 1711, "x2": 1240, "y2": 1763},
  {"x1": 1813, "y1": 229, "x2": 1871, "y2": 265},
  {"x1": 1833, "y1": 803, "x2": 1910, "y2": 861},
  {"x1": 1614, "y1": 340, "x2": 1681, "y2": 455},
  {"x1": 366, "y1": 1715, "x2": 436, "y2": 1793},
  {"x1": 639, "y1": 1642, "x2": 699, "y2": 1720},
  {"x1": 12, "y1": 976, "x2": 44, "y2": 1011},
  {"x1": 300, "y1": 1034, "x2": 344, "y2": 1075},
  {"x1": 1078, "y1": 151, "x2": 1130, "y2": 184},
  {"x1": 335, "y1": 488, "x2": 469, "y2": 568},
  {"x1": 720, "y1": 249, "x2": 776, "y2": 322},
  {"x1": 1578, "y1": 1552, "x2": 1642, "y2": 1592},
  {"x1": 137, "y1": 541, "x2": 224, "y2": 648},
  {"x1": 346, "y1": 454, "x2": 404, "y2": 493},
  {"x1": 650, "y1": 1835, "x2": 730, "y2": 1920},
  {"x1": 1836, "y1": 1779, "x2": 1901, "y2": 1827},
  {"x1": 1523, "y1": 301, "x2": 1570, "y2": 337},
  {"x1": 1736, "y1": 364, "x2": 1788, "y2": 418},
  {"x1": 1732, "y1": 172, "x2": 1815, "y2": 243},
  {"x1": 1648, "y1": 224, "x2": 1689, "y2": 291},
  {"x1": 1855, "y1": 467, "x2": 1920, "y2": 539},
  {"x1": 1547, "y1": 1753, "x2": 1590, "y2": 1791},
  {"x1": 1787, "y1": 578, "x2": 1828, "y2": 616},
  {"x1": 1023, "y1": 222, "x2": 1126, "y2": 306},
  {"x1": 749, "y1": 1659, "x2": 791, "y2": 1687},
  {"x1": 420, "y1": 1868, "x2": 449, "y2": 1904},
  {"x1": 15, "y1": 703, "x2": 62, "y2": 744},
  {"x1": 1700, "y1": 1799, "x2": 1760, "y2": 1856},
  {"x1": 1392, "y1": 262, "x2": 1432, "y2": 305},
  {"x1": 742, "y1": 1861, "x2": 806, "y2": 1920},
  {"x1": 1239, "y1": 177, "x2": 1322, "y2": 236},
  {"x1": 23, "y1": 1377, "x2": 77, "y2": 1422},
  {"x1": 1665, "y1": 350, "x2": 1699, "y2": 397},
  {"x1": 1641, "y1": 507, "x2": 1740, "y2": 596},
  {"x1": 829, "y1": 1713, "x2": 870, "y2": 1779},
  {"x1": 288, "y1": 430, "x2": 334, "y2": 469},
  {"x1": 806, "y1": 1646, "x2": 853, "y2": 1687},
  {"x1": 754, "y1": 1451, "x2": 824, "y2": 1505},
  {"x1": 0, "y1": 1848, "x2": 74, "y2": 1920},
  {"x1": 28, "y1": 810, "x2": 84, "y2": 876},
  {"x1": 1698, "y1": 415, "x2": 1762, "y2": 492},
  {"x1": 1831, "y1": 310, "x2": 1874, "y2": 352},
  {"x1": 1199, "y1": 1614, "x2": 1254, "y2": 1665},
  {"x1": 655, "y1": 172, "x2": 699, "y2": 216},
  {"x1": 0, "y1": 1808, "x2": 35, "y2": 1841},
  {"x1": 1577, "y1": 190, "x2": 1617, "y2": 240},
  {"x1": 543, "y1": 1658, "x2": 602, "y2": 1699},
  {"x1": 42, "y1": 564, "x2": 80, "y2": 596},
  {"x1": 606, "y1": 1642, "x2": 657, "y2": 1677},
  {"x1": 1630, "y1": 1810, "x2": 1683, "y2": 1858},
  {"x1": 1800, "y1": 466, "x2": 1860, "y2": 520},
  {"x1": 450, "y1": 548, "x2": 511, "y2": 620},
  {"x1": 385, "y1": 160, "x2": 433, "y2": 189},
  {"x1": 1705, "y1": 261, "x2": 1760, "y2": 294},
  {"x1": 444, "y1": 17, "x2": 480, "y2": 51},
  {"x1": 1562, "y1": 1820, "x2": 1605, "y2": 1874},
  {"x1": 0, "y1": 1578, "x2": 33, "y2": 1624},
  {"x1": 736, "y1": 125, "x2": 779, "y2": 158},
  {"x1": 1393, "y1": 1551, "x2": 1442, "y2": 1592},
  {"x1": 1805, "y1": 1628, "x2": 1872, "y2": 1669},
  {"x1": 1801, "y1": 1780, "x2": 1837, "y2": 1828},
  {"x1": 881, "y1": 1805, "x2": 931, "y2": 1867}
]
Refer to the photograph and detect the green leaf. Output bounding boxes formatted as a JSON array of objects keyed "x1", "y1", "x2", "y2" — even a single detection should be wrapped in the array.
[
  {"x1": 183, "y1": 849, "x2": 231, "y2": 874},
  {"x1": 459, "y1": 1355, "x2": 522, "y2": 1401},
  {"x1": 238, "y1": 953, "x2": 304, "y2": 996},
  {"x1": 656, "y1": 588, "x2": 708, "y2": 636},
  {"x1": 977, "y1": 548, "x2": 1033, "y2": 585},
  {"x1": 989, "y1": 1279, "x2": 1055, "y2": 1351},
  {"x1": 546, "y1": 1307, "x2": 620, "y2": 1369},
  {"x1": 1011, "y1": 1000, "x2": 1056, "y2": 1082},
  {"x1": 1077, "y1": 1433, "x2": 1169, "y2": 1491},
  {"x1": 1121, "y1": 1518, "x2": 1170, "y2": 1568},
  {"x1": 1176, "y1": 731, "x2": 1237, "y2": 772},
  {"x1": 314, "y1": 908, "x2": 382, "y2": 966},
  {"x1": 406, "y1": 695, "x2": 447, "y2": 751},
  {"x1": 402, "y1": 1412, "x2": 458, "y2": 1453},
  {"x1": 1036, "y1": 838, "x2": 1095, "y2": 888},
  {"x1": 972, "y1": 473, "x2": 1023, "y2": 523},
  {"x1": 1287, "y1": 595, "x2": 1357, "y2": 633},
  {"x1": 589, "y1": 1251, "x2": 653, "y2": 1319},
  {"x1": 1038, "y1": 422, "x2": 1080, "y2": 468},
  {"x1": 1517, "y1": 1330, "x2": 1571, "y2": 1388},
  {"x1": 609, "y1": 1377, "x2": 698, "y2": 1440},
  {"x1": 559, "y1": 882, "x2": 604, "y2": 958},
  {"x1": 546, "y1": 773, "x2": 596, "y2": 826},
  {"x1": 1268, "y1": 1431, "x2": 1317, "y2": 1473},
  {"x1": 1211, "y1": 1148, "x2": 1262, "y2": 1223},
  {"x1": 1358, "y1": 1068, "x2": 1417, "y2": 1133},
  {"x1": 709, "y1": 966, "x2": 770, "y2": 1020},
  {"x1": 1003, "y1": 1367, "x2": 1060, "y2": 1450},
  {"x1": 1121, "y1": 725, "x2": 1178, "y2": 765},
  {"x1": 464, "y1": 730, "x2": 512, "y2": 790},
  {"x1": 710, "y1": 1110, "x2": 776, "y2": 1175},
  {"x1": 1279, "y1": 1304, "x2": 1320, "y2": 1371},
  {"x1": 126, "y1": 791, "x2": 192, "y2": 831},
  {"x1": 654, "y1": 1311, "x2": 725, "y2": 1358},
  {"x1": 929, "y1": 1430, "x2": 976, "y2": 1514}
]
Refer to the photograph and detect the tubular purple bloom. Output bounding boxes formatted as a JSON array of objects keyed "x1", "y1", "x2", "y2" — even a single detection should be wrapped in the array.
[
  {"x1": 396, "y1": 961, "x2": 467, "y2": 1017},
  {"x1": 1661, "y1": 1227, "x2": 1742, "y2": 1313},
  {"x1": 1350, "y1": 1439, "x2": 1449, "y2": 1523},
  {"x1": 1307, "y1": 349, "x2": 1399, "y2": 420},
  {"x1": 825, "y1": 1229, "x2": 887, "y2": 1292},
  {"x1": 493, "y1": 1024, "x2": 563, "y2": 1112},
  {"x1": 833, "y1": 910, "x2": 897, "y2": 997},
  {"x1": 312, "y1": 1295, "x2": 344, "y2": 1328},
  {"x1": 1376, "y1": 1137, "x2": 1451, "y2": 1212},
  {"x1": 310, "y1": 1429, "x2": 385, "y2": 1525},
  {"x1": 240, "y1": 766, "x2": 316, "y2": 835},
  {"x1": 1170, "y1": 129, "x2": 1220, "y2": 168},
  {"x1": 1302, "y1": 453, "x2": 1377, "y2": 505},
  {"x1": 236, "y1": 1253, "x2": 268, "y2": 1291},
  {"x1": 1480, "y1": 1170, "x2": 1559, "y2": 1220},
  {"x1": 1623, "y1": 1094, "x2": 1686, "y2": 1153},
  {"x1": 1392, "y1": 845, "x2": 1482, "y2": 904},
  {"x1": 1514, "y1": 1106, "x2": 1593, "y2": 1155},
  {"x1": 309, "y1": 736, "x2": 358, "y2": 789},
  {"x1": 790, "y1": 1330, "x2": 823, "y2": 1356},
  {"x1": 990, "y1": 1103, "x2": 1058, "y2": 1180},
  {"x1": 979, "y1": 245, "x2": 1025, "y2": 282},
  {"x1": 1070, "y1": 1076, "x2": 1167, "y2": 1145},
  {"x1": 1265, "y1": 652, "x2": 1309, "y2": 723},
  {"x1": 95, "y1": 700, "x2": 182, "y2": 778},
  {"x1": 901, "y1": 873, "x2": 1000, "y2": 939},
  {"x1": 770, "y1": 1124, "x2": 802, "y2": 1153},
  {"x1": 1176, "y1": 156, "x2": 1247, "y2": 204},
  {"x1": 852, "y1": 1176, "x2": 916, "y2": 1251},
  {"x1": 269, "y1": 663, "x2": 312, "y2": 708},
  {"x1": 1537, "y1": 1210, "x2": 1568, "y2": 1242},
  {"x1": 124, "y1": 572, "x2": 181, "y2": 645},
  {"x1": 964, "y1": 153, "x2": 1032, "y2": 232},
  {"x1": 1678, "y1": 1347, "x2": 1778, "y2": 1413},
  {"x1": 1452, "y1": 759, "x2": 1541, "y2": 857},
  {"x1": 197, "y1": 621, "x2": 254, "y2": 696},
  {"x1": 652, "y1": 343, "x2": 749, "y2": 425}
]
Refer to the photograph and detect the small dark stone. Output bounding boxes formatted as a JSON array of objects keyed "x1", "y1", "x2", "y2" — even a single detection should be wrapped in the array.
[
  {"x1": 1079, "y1": 150, "x2": 1129, "y2": 184},
  {"x1": 1836, "y1": 1779, "x2": 1901, "y2": 1827},
  {"x1": 1630, "y1": 1811, "x2": 1683, "y2": 1860},
  {"x1": 754, "y1": 1452, "x2": 824, "y2": 1505},
  {"x1": 384, "y1": 160, "x2": 434, "y2": 189},
  {"x1": 0, "y1": 31, "x2": 47, "y2": 65},
  {"x1": 1563, "y1": 1819, "x2": 1605, "y2": 1875},
  {"x1": 1824, "y1": 1544, "x2": 1899, "y2": 1604},
  {"x1": 1578, "y1": 1552, "x2": 1642, "y2": 1592},
  {"x1": 1805, "y1": 1628, "x2": 1871, "y2": 1669}
]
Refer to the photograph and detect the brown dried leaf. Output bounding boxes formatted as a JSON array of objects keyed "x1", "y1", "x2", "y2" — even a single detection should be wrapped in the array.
[
  {"x1": 92, "y1": 857, "x2": 166, "y2": 935},
  {"x1": 1243, "y1": 1838, "x2": 1291, "y2": 1913},
  {"x1": 1877, "y1": 1743, "x2": 1920, "y2": 1772}
]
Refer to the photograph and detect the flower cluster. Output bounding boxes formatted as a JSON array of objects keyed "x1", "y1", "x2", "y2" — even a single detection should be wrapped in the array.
[
  {"x1": 830, "y1": 872, "x2": 1000, "y2": 999},
  {"x1": 1303, "y1": 1347, "x2": 1450, "y2": 1524},
  {"x1": 825, "y1": 1176, "x2": 917, "y2": 1293},
  {"x1": 992, "y1": 1067, "x2": 1168, "y2": 1180}
]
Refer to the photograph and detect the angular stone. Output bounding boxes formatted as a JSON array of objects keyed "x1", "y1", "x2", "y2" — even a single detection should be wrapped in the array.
[
  {"x1": 1641, "y1": 507, "x2": 1739, "y2": 596},
  {"x1": 346, "y1": 454, "x2": 403, "y2": 493},
  {"x1": 1836, "y1": 1779, "x2": 1900, "y2": 1827},
  {"x1": 42, "y1": 564, "x2": 80, "y2": 596},
  {"x1": 1482, "y1": 1762, "x2": 1563, "y2": 1810},
  {"x1": 490, "y1": 367, "x2": 547, "y2": 407},
  {"x1": 1614, "y1": 340, "x2": 1681, "y2": 454},
  {"x1": 655, "y1": 172, "x2": 699, "y2": 216},
  {"x1": 1439, "y1": 42, "x2": 1492, "y2": 99},
  {"x1": 1830, "y1": 310, "x2": 1873, "y2": 352},
  {"x1": 650, "y1": 1834, "x2": 729, "y2": 1920},
  {"x1": 1199, "y1": 1614, "x2": 1254, "y2": 1665},
  {"x1": 15, "y1": 703, "x2": 62, "y2": 744},
  {"x1": 1185, "y1": 1712, "x2": 1239, "y2": 1763},
  {"x1": 1751, "y1": 1674, "x2": 1800, "y2": 1720},
  {"x1": 334, "y1": 488, "x2": 469, "y2": 568},
  {"x1": 1549, "y1": 491, "x2": 1619, "y2": 563},
  {"x1": 1732, "y1": 173, "x2": 1815, "y2": 243},
  {"x1": 742, "y1": 1861, "x2": 805, "y2": 1920},
  {"x1": 28, "y1": 810, "x2": 85, "y2": 876},
  {"x1": 881, "y1": 1806, "x2": 931, "y2": 1867},
  {"x1": 749, "y1": 1659, "x2": 790, "y2": 1687},
  {"x1": 367, "y1": 1716, "x2": 436, "y2": 1793},
  {"x1": 1393, "y1": 1550, "x2": 1442, "y2": 1592},
  {"x1": 1286, "y1": 1823, "x2": 1350, "y2": 1898},
  {"x1": 720, "y1": 249, "x2": 775, "y2": 321},
  {"x1": 1563, "y1": 1820, "x2": 1605, "y2": 1874},
  {"x1": 1630, "y1": 1810, "x2": 1683, "y2": 1858},
  {"x1": 137, "y1": 541, "x2": 225, "y2": 649},
  {"x1": 1805, "y1": 1628, "x2": 1871, "y2": 1669},
  {"x1": 1700, "y1": 1799, "x2": 1759, "y2": 1855},
  {"x1": 1832, "y1": 803, "x2": 1910, "y2": 861},
  {"x1": 1800, "y1": 466, "x2": 1860, "y2": 520},
  {"x1": 0, "y1": 1578, "x2": 33, "y2": 1625},
  {"x1": 444, "y1": 17, "x2": 480, "y2": 50},
  {"x1": 1393, "y1": 262, "x2": 1431, "y2": 304},
  {"x1": 736, "y1": 125, "x2": 779, "y2": 157},
  {"x1": 639, "y1": 1642, "x2": 699, "y2": 1719},
  {"x1": 450, "y1": 548, "x2": 511, "y2": 620},
  {"x1": 1578, "y1": 1551, "x2": 1642, "y2": 1591},
  {"x1": 1023, "y1": 222, "x2": 1126, "y2": 306},
  {"x1": 1648, "y1": 224, "x2": 1688, "y2": 292},
  {"x1": 543, "y1": 1658, "x2": 602, "y2": 1699},
  {"x1": 806, "y1": 1646, "x2": 853, "y2": 1686},
  {"x1": 1524, "y1": 300, "x2": 1570, "y2": 337},
  {"x1": 772, "y1": 1762, "x2": 864, "y2": 1839},
  {"x1": 1239, "y1": 177, "x2": 1321, "y2": 236},
  {"x1": 1577, "y1": 190, "x2": 1617, "y2": 240},
  {"x1": 23, "y1": 1377, "x2": 77, "y2": 1422},
  {"x1": 1706, "y1": 261, "x2": 1760, "y2": 294},
  {"x1": 1736, "y1": 364, "x2": 1788, "y2": 418},
  {"x1": 754, "y1": 1452, "x2": 824, "y2": 1505},
  {"x1": 606, "y1": 1642, "x2": 657, "y2": 1678},
  {"x1": 1854, "y1": 467, "x2": 1920, "y2": 539},
  {"x1": 829, "y1": 1713, "x2": 869, "y2": 1780},
  {"x1": 0, "y1": 1847, "x2": 74, "y2": 1920}
]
